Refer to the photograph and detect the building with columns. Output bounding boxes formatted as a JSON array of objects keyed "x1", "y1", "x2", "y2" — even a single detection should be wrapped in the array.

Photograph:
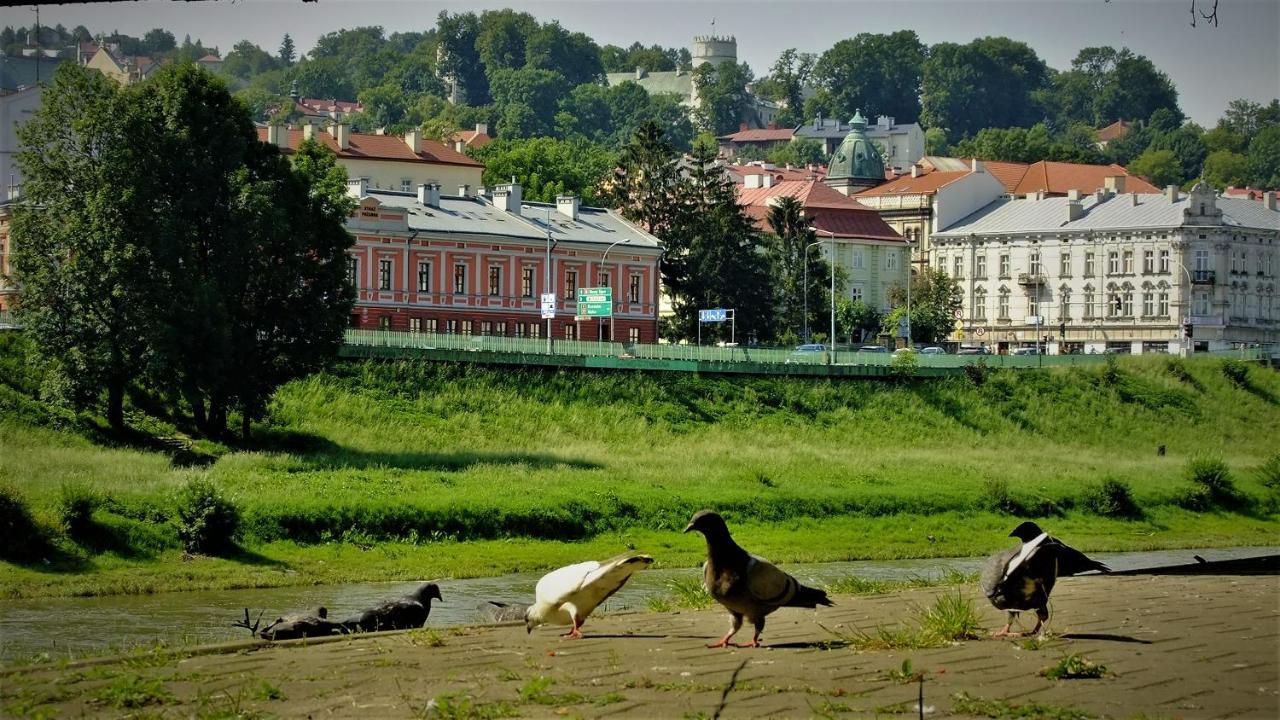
[
  {"x1": 930, "y1": 183, "x2": 1279, "y2": 354},
  {"x1": 344, "y1": 181, "x2": 663, "y2": 342}
]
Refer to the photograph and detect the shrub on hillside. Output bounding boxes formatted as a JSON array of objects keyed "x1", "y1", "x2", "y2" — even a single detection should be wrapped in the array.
[
  {"x1": 174, "y1": 479, "x2": 240, "y2": 555},
  {"x1": 1221, "y1": 359, "x2": 1250, "y2": 388},
  {"x1": 1177, "y1": 455, "x2": 1246, "y2": 511},
  {"x1": 963, "y1": 358, "x2": 989, "y2": 386},
  {"x1": 1081, "y1": 477, "x2": 1143, "y2": 519},
  {"x1": 57, "y1": 483, "x2": 101, "y2": 539},
  {"x1": 0, "y1": 483, "x2": 48, "y2": 562},
  {"x1": 890, "y1": 351, "x2": 919, "y2": 380},
  {"x1": 1253, "y1": 452, "x2": 1280, "y2": 511}
]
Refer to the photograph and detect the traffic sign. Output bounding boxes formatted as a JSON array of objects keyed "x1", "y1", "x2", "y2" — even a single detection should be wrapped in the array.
[
  {"x1": 699, "y1": 308, "x2": 728, "y2": 323},
  {"x1": 897, "y1": 317, "x2": 910, "y2": 338},
  {"x1": 575, "y1": 287, "x2": 612, "y2": 318},
  {"x1": 975, "y1": 327, "x2": 986, "y2": 336},
  {"x1": 540, "y1": 292, "x2": 556, "y2": 319}
]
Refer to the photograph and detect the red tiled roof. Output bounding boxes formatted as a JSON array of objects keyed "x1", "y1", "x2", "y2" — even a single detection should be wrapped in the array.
[
  {"x1": 255, "y1": 127, "x2": 483, "y2": 167},
  {"x1": 719, "y1": 128, "x2": 796, "y2": 143},
  {"x1": 1012, "y1": 160, "x2": 1159, "y2": 195},
  {"x1": 738, "y1": 180, "x2": 904, "y2": 242},
  {"x1": 452, "y1": 129, "x2": 492, "y2": 148},
  {"x1": 854, "y1": 170, "x2": 970, "y2": 197},
  {"x1": 1223, "y1": 187, "x2": 1275, "y2": 200},
  {"x1": 198, "y1": 54, "x2": 222, "y2": 63},
  {"x1": 1097, "y1": 120, "x2": 1131, "y2": 142},
  {"x1": 729, "y1": 164, "x2": 826, "y2": 182},
  {"x1": 298, "y1": 97, "x2": 363, "y2": 113}
]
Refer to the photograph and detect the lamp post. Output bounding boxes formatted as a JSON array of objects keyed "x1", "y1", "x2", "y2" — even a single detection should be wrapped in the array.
[
  {"x1": 600, "y1": 238, "x2": 630, "y2": 342},
  {"x1": 1172, "y1": 253, "x2": 1194, "y2": 357},
  {"x1": 525, "y1": 205, "x2": 557, "y2": 353},
  {"x1": 803, "y1": 239, "x2": 823, "y2": 343},
  {"x1": 816, "y1": 230, "x2": 837, "y2": 351}
]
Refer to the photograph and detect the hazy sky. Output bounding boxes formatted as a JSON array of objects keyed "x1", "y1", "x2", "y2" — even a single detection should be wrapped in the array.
[{"x1": 23, "y1": 0, "x2": 1280, "y2": 125}]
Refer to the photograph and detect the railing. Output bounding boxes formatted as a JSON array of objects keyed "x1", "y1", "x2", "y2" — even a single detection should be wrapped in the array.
[
  {"x1": 0, "y1": 310, "x2": 19, "y2": 329},
  {"x1": 1191, "y1": 270, "x2": 1216, "y2": 284}
]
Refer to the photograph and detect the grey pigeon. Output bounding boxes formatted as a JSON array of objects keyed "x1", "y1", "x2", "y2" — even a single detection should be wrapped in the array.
[
  {"x1": 477, "y1": 601, "x2": 529, "y2": 623},
  {"x1": 254, "y1": 607, "x2": 347, "y2": 641},
  {"x1": 342, "y1": 583, "x2": 442, "y2": 632},
  {"x1": 684, "y1": 510, "x2": 833, "y2": 648},
  {"x1": 980, "y1": 521, "x2": 1110, "y2": 637}
]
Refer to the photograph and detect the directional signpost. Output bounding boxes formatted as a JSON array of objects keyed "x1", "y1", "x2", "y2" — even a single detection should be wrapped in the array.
[
  {"x1": 697, "y1": 308, "x2": 734, "y2": 346},
  {"x1": 575, "y1": 287, "x2": 612, "y2": 319}
]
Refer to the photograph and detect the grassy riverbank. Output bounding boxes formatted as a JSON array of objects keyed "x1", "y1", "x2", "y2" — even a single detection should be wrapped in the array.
[{"x1": 2, "y1": 332, "x2": 1278, "y2": 598}]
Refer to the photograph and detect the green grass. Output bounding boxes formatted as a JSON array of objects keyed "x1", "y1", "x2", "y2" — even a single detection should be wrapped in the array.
[
  {"x1": 822, "y1": 590, "x2": 985, "y2": 650},
  {"x1": 951, "y1": 691, "x2": 1095, "y2": 719},
  {"x1": 1041, "y1": 653, "x2": 1110, "y2": 680},
  {"x1": 2, "y1": 331, "x2": 1278, "y2": 598}
]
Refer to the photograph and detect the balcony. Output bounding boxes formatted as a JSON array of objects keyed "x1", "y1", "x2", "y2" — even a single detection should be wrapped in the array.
[
  {"x1": 1191, "y1": 270, "x2": 1215, "y2": 284},
  {"x1": 1017, "y1": 273, "x2": 1046, "y2": 287}
]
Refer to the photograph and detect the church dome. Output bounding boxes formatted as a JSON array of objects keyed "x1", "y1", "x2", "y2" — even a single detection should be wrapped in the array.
[{"x1": 826, "y1": 111, "x2": 884, "y2": 185}]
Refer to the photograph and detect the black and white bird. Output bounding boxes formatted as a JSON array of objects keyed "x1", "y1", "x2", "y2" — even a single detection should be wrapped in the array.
[
  {"x1": 524, "y1": 553, "x2": 653, "y2": 639},
  {"x1": 240, "y1": 606, "x2": 347, "y2": 641},
  {"x1": 684, "y1": 510, "x2": 833, "y2": 648},
  {"x1": 980, "y1": 521, "x2": 1110, "y2": 638},
  {"x1": 341, "y1": 582, "x2": 442, "y2": 632}
]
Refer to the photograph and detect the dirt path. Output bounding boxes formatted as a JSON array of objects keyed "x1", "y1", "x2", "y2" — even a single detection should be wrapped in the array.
[{"x1": 2, "y1": 571, "x2": 1277, "y2": 718}]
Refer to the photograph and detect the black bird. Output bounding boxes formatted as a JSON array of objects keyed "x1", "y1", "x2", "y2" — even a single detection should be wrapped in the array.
[
  {"x1": 238, "y1": 606, "x2": 348, "y2": 641},
  {"x1": 342, "y1": 583, "x2": 443, "y2": 632},
  {"x1": 980, "y1": 521, "x2": 1110, "y2": 638},
  {"x1": 684, "y1": 510, "x2": 833, "y2": 648}
]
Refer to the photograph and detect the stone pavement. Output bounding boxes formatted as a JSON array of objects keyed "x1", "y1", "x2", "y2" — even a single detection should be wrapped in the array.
[{"x1": 2, "y1": 571, "x2": 1277, "y2": 719}]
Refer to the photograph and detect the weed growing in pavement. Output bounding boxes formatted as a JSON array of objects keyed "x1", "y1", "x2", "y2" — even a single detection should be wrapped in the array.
[
  {"x1": 90, "y1": 673, "x2": 173, "y2": 709},
  {"x1": 1041, "y1": 653, "x2": 1110, "y2": 680},
  {"x1": 825, "y1": 590, "x2": 984, "y2": 650},
  {"x1": 951, "y1": 691, "x2": 1095, "y2": 719},
  {"x1": 407, "y1": 628, "x2": 445, "y2": 647},
  {"x1": 518, "y1": 675, "x2": 584, "y2": 706},
  {"x1": 417, "y1": 693, "x2": 519, "y2": 720}
]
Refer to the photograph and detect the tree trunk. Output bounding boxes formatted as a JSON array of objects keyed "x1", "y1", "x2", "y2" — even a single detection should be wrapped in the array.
[
  {"x1": 208, "y1": 396, "x2": 227, "y2": 438},
  {"x1": 184, "y1": 382, "x2": 208, "y2": 433},
  {"x1": 241, "y1": 410, "x2": 251, "y2": 441},
  {"x1": 107, "y1": 377, "x2": 124, "y2": 432}
]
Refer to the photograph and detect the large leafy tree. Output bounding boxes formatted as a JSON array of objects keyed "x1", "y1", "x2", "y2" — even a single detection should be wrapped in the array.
[
  {"x1": 755, "y1": 48, "x2": 817, "y2": 127},
  {"x1": 222, "y1": 40, "x2": 279, "y2": 80},
  {"x1": 1127, "y1": 148, "x2": 1182, "y2": 188},
  {"x1": 883, "y1": 267, "x2": 962, "y2": 345},
  {"x1": 524, "y1": 21, "x2": 603, "y2": 87},
  {"x1": 921, "y1": 38, "x2": 1050, "y2": 139},
  {"x1": 1050, "y1": 47, "x2": 1180, "y2": 127},
  {"x1": 764, "y1": 196, "x2": 834, "y2": 342},
  {"x1": 812, "y1": 31, "x2": 926, "y2": 124},
  {"x1": 692, "y1": 61, "x2": 754, "y2": 135},
  {"x1": 470, "y1": 137, "x2": 616, "y2": 205},
  {"x1": 1247, "y1": 125, "x2": 1280, "y2": 189},
  {"x1": 436, "y1": 11, "x2": 489, "y2": 105},
  {"x1": 476, "y1": 9, "x2": 538, "y2": 76},
  {"x1": 489, "y1": 67, "x2": 567, "y2": 138}
]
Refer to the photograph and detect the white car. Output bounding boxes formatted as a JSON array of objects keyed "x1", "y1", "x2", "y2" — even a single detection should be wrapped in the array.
[
  {"x1": 919, "y1": 346, "x2": 946, "y2": 355},
  {"x1": 1011, "y1": 347, "x2": 1042, "y2": 356}
]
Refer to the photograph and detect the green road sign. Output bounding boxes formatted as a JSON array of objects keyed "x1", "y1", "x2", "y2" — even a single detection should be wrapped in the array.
[{"x1": 576, "y1": 287, "x2": 612, "y2": 318}]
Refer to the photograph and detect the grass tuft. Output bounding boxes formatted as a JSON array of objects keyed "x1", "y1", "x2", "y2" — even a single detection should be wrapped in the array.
[
  {"x1": 826, "y1": 590, "x2": 983, "y2": 650},
  {"x1": 90, "y1": 673, "x2": 173, "y2": 709},
  {"x1": 951, "y1": 691, "x2": 1095, "y2": 719},
  {"x1": 1041, "y1": 653, "x2": 1110, "y2": 680}
]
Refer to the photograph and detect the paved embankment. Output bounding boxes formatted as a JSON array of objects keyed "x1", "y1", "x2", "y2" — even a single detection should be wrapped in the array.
[{"x1": 2, "y1": 567, "x2": 1277, "y2": 718}]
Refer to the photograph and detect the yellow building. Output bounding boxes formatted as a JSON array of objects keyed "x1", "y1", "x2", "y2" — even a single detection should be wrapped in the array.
[
  {"x1": 258, "y1": 123, "x2": 484, "y2": 194},
  {"x1": 83, "y1": 46, "x2": 158, "y2": 85}
]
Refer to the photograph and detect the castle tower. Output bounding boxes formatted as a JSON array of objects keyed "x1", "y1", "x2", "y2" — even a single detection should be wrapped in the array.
[{"x1": 691, "y1": 35, "x2": 737, "y2": 68}]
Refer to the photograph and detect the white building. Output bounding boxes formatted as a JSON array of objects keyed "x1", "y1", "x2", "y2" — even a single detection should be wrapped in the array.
[
  {"x1": 1, "y1": 85, "x2": 41, "y2": 200},
  {"x1": 930, "y1": 183, "x2": 1279, "y2": 354}
]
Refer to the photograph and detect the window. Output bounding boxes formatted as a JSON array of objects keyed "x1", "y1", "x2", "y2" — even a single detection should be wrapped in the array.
[
  {"x1": 1158, "y1": 292, "x2": 1169, "y2": 317},
  {"x1": 425, "y1": 318, "x2": 438, "y2": 333},
  {"x1": 564, "y1": 324, "x2": 577, "y2": 340},
  {"x1": 953, "y1": 255, "x2": 963, "y2": 278},
  {"x1": 409, "y1": 317, "x2": 421, "y2": 333},
  {"x1": 417, "y1": 262, "x2": 431, "y2": 293},
  {"x1": 528, "y1": 323, "x2": 541, "y2": 339},
  {"x1": 852, "y1": 249, "x2": 865, "y2": 269},
  {"x1": 458, "y1": 319, "x2": 473, "y2": 335},
  {"x1": 1108, "y1": 251, "x2": 1119, "y2": 274},
  {"x1": 599, "y1": 268, "x2": 610, "y2": 287},
  {"x1": 1029, "y1": 252, "x2": 1041, "y2": 277},
  {"x1": 973, "y1": 289, "x2": 987, "y2": 320},
  {"x1": 629, "y1": 274, "x2": 641, "y2": 303},
  {"x1": 400, "y1": 179, "x2": 412, "y2": 192},
  {"x1": 347, "y1": 257, "x2": 358, "y2": 287},
  {"x1": 1083, "y1": 287, "x2": 1096, "y2": 319},
  {"x1": 377, "y1": 259, "x2": 392, "y2": 291},
  {"x1": 378, "y1": 316, "x2": 391, "y2": 330},
  {"x1": 1059, "y1": 252, "x2": 1071, "y2": 277},
  {"x1": 997, "y1": 291, "x2": 1010, "y2": 320},
  {"x1": 564, "y1": 269, "x2": 578, "y2": 299},
  {"x1": 522, "y1": 268, "x2": 535, "y2": 298},
  {"x1": 453, "y1": 264, "x2": 467, "y2": 294},
  {"x1": 850, "y1": 285, "x2": 864, "y2": 302},
  {"x1": 1142, "y1": 292, "x2": 1153, "y2": 317},
  {"x1": 628, "y1": 327, "x2": 640, "y2": 343},
  {"x1": 1143, "y1": 250, "x2": 1154, "y2": 274},
  {"x1": 1028, "y1": 296, "x2": 1039, "y2": 317},
  {"x1": 488, "y1": 266, "x2": 501, "y2": 297},
  {"x1": 1122, "y1": 250, "x2": 1134, "y2": 274},
  {"x1": 1084, "y1": 252, "x2": 1096, "y2": 277},
  {"x1": 886, "y1": 251, "x2": 898, "y2": 270},
  {"x1": 514, "y1": 323, "x2": 525, "y2": 338},
  {"x1": 480, "y1": 321, "x2": 492, "y2": 335},
  {"x1": 936, "y1": 255, "x2": 946, "y2": 273},
  {"x1": 496, "y1": 321, "x2": 507, "y2": 336},
  {"x1": 975, "y1": 254, "x2": 987, "y2": 279},
  {"x1": 1194, "y1": 249, "x2": 1210, "y2": 272},
  {"x1": 1159, "y1": 249, "x2": 1170, "y2": 273},
  {"x1": 1193, "y1": 291, "x2": 1209, "y2": 315},
  {"x1": 1059, "y1": 290, "x2": 1071, "y2": 320},
  {"x1": 999, "y1": 254, "x2": 1010, "y2": 278},
  {"x1": 1123, "y1": 289, "x2": 1133, "y2": 316},
  {"x1": 445, "y1": 319, "x2": 457, "y2": 334},
  {"x1": 1107, "y1": 291, "x2": 1120, "y2": 317}
]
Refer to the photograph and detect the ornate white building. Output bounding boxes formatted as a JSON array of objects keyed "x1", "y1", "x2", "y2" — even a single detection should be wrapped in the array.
[{"x1": 930, "y1": 183, "x2": 1279, "y2": 354}]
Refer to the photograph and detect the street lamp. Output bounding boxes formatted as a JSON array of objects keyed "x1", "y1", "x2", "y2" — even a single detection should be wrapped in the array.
[
  {"x1": 1171, "y1": 253, "x2": 1194, "y2": 357},
  {"x1": 524, "y1": 205, "x2": 557, "y2": 353},
  {"x1": 815, "y1": 229, "x2": 837, "y2": 350},
  {"x1": 600, "y1": 238, "x2": 631, "y2": 342},
  {"x1": 803, "y1": 239, "x2": 823, "y2": 343}
]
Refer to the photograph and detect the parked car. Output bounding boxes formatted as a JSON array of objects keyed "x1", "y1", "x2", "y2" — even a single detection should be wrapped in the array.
[
  {"x1": 956, "y1": 346, "x2": 990, "y2": 355},
  {"x1": 1011, "y1": 346, "x2": 1042, "y2": 356},
  {"x1": 919, "y1": 346, "x2": 946, "y2": 355},
  {"x1": 892, "y1": 346, "x2": 916, "y2": 355},
  {"x1": 792, "y1": 343, "x2": 826, "y2": 353},
  {"x1": 857, "y1": 345, "x2": 889, "y2": 353}
]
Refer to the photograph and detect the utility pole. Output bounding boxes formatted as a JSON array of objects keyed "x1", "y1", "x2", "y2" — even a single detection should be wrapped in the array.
[
  {"x1": 600, "y1": 238, "x2": 630, "y2": 342},
  {"x1": 803, "y1": 239, "x2": 822, "y2": 343}
]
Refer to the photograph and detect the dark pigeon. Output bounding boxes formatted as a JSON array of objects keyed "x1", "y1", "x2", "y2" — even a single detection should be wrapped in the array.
[
  {"x1": 980, "y1": 520, "x2": 1110, "y2": 638},
  {"x1": 684, "y1": 510, "x2": 833, "y2": 648},
  {"x1": 477, "y1": 601, "x2": 529, "y2": 624},
  {"x1": 243, "y1": 606, "x2": 348, "y2": 641},
  {"x1": 341, "y1": 582, "x2": 442, "y2": 632}
]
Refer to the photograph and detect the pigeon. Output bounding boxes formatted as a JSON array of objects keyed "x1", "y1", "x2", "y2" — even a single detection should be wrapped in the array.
[
  {"x1": 524, "y1": 552, "x2": 653, "y2": 639},
  {"x1": 684, "y1": 510, "x2": 833, "y2": 648},
  {"x1": 341, "y1": 582, "x2": 442, "y2": 632},
  {"x1": 477, "y1": 601, "x2": 529, "y2": 623},
  {"x1": 980, "y1": 521, "x2": 1110, "y2": 638},
  {"x1": 245, "y1": 607, "x2": 347, "y2": 641}
]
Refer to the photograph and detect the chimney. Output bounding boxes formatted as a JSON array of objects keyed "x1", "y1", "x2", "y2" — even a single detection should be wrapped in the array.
[
  {"x1": 970, "y1": 158, "x2": 984, "y2": 173},
  {"x1": 877, "y1": 115, "x2": 893, "y2": 129},
  {"x1": 814, "y1": 111, "x2": 822, "y2": 129},
  {"x1": 744, "y1": 173, "x2": 762, "y2": 189},
  {"x1": 767, "y1": 122, "x2": 778, "y2": 130},
  {"x1": 475, "y1": 122, "x2": 488, "y2": 136},
  {"x1": 333, "y1": 123, "x2": 350, "y2": 151},
  {"x1": 1165, "y1": 185, "x2": 1180, "y2": 203},
  {"x1": 1094, "y1": 188, "x2": 1107, "y2": 204},
  {"x1": 346, "y1": 178, "x2": 367, "y2": 199},
  {"x1": 1129, "y1": 192, "x2": 1139, "y2": 206},
  {"x1": 418, "y1": 183, "x2": 440, "y2": 208},
  {"x1": 1103, "y1": 175, "x2": 1126, "y2": 194},
  {"x1": 303, "y1": 123, "x2": 316, "y2": 141},
  {"x1": 556, "y1": 194, "x2": 579, "y2": 221},
  {"x1": 458, "y1": 184, "x2": 470, "y2": 198},
  {"x1": 1066, "y1": 189, "x2": 1081, "y2": 201},
  {"x1": 910, "y1": 164, "x2": 919, "y2": 178},
  {"x1": 764, "y1": 174, "x2": 775, "y2": 188},
  {"x1": 493, "y1": 182, "x2": 522, "y2": 214},
  {"x1": 1067, "y1": 199, "x2": 1084, "y2": 221},
  {"x1": 1265, "y1": 191, "x2": 1276, "y2": 211},
  {"x1": 634, "y1": 65, "x2": 645, "y2": 80},
  {"x1": 405, "y1": 128, "x2": 421, "y2": 154},
  {"x1": 454, "y1": 139, "x2": 466, "y2": 153}
]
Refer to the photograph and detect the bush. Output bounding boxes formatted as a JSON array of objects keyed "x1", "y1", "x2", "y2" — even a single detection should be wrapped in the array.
[
  {"x1": 1177, "y1": 455, "x2": 1246, "y2": 511},
  {"x1": 963, "y1": 358, "x2": 989, "y2": 386},
  {"x1": 57, "y1": 483, "x2": 101, "y2": 539},
  {"x1": 174, "y1": 478, "x2": 240, "y2": 555},
  {"x1": 1081, "y1": 477, "x2": 1143, "y2": 519},
  {"x1": 1253, "y1": 452, "x2": 1280, "y2": 511},
  {"x1": 1221, "y1": 359, "x2": 1249, "y2": 388},
  {"x1": 890, "y1": 350, "x2": 919, "y2": 380},
  {"x1": 0, "y1": 483, "x2": 48, "y2": 562}
]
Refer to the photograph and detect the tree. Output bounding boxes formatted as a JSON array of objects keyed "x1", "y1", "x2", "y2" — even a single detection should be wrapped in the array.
[
  {"x1": 692, "y1": 61, "x2": 753, "y2": 135},
  {"x1": 836, "y1": 298, "x2": 883, "y2": 345},
  {"x1": 766, "y1": 138, "x2": 825, "y2": 167},
  {"x1": 1246, "y1": 125, "x2": 1280, "y2": 189},
  {"x1": 354, "y1": 83, "x2": 411, "y2": 132},
  {"x1": 603, "y1": 121, "x2": 686, "y2": 243},
  {"x1": 812, "y1": 31, "x2": 926, "y2": 124},
  {"x1": 279, "y1": 33, "x2": 296, "y2": 65},
  {"x1": 524, "y1": 21, "x2": 603, "y2": 87},
  {"x1": 436, "y1": 11, "x2": 489, "y2": 105},
  {"x1": 143, "y1": 28, "x2": 176, "y2": 54},
  {"x1": 1053, "y1": 47, "x2": 1180, "y2": 128},
  {"x1": 1202, "y1": 150, "x2": 1250, "y2": 189},
  {"x1": 11, "y1": 65, "x2": 159, "y2": 431},
  {"x1": 764, "y1": 196, "x2": 834, "y2": 341},
  {"x1": 489, "y1": 67, "x2": 567, "y2": 138},
  {"x1": 883, "y1": 267, "x2": 962, "y2": 345},
  {"x1": 921, "y1": 38, "x2": 1051, "y2": 139},
  {"x1": 222, "y1": 40, "x2": 279, "y2": 80},
  {"x1": 1147, "y1": 125, "x2": 1207, "y2": 184},
  {"x1": 755, "y1": 48, "x2": 817, "y2": 126},
  {"x1": 1128, "y1": 148, "x2": 1182, "y2": 188},
  {"x1": 291, "y1": 57, "x2": 356, "y2": 101},
  {"x1": 924, "y1": 127, "x2": 948, "y2": 155},
  {"x1": 470, "y1": 137, "x2": 616, "y2": 205},
  {"x1": 600, "y1": 42, "x2": 687, "y2": 73}
]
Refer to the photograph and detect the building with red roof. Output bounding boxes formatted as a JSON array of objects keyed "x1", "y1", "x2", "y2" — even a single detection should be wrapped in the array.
[
  {"x1": 717, "y1": 123, "x2": 796, "y2": 158},
  {"x1": 1096, "y1": 120, "x2": 1132, "y2": 148},
  {"x1": 449, "y1": 123, "x2": 492, "y2": 151}
]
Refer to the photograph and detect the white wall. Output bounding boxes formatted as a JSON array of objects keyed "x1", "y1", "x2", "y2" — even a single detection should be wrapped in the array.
[
  {"x1": 0, "y1": 86, "x2": 41, "y2": 199},
  {"x1": 932, "y1": 164, "x2": 1006, "y2": 234}
]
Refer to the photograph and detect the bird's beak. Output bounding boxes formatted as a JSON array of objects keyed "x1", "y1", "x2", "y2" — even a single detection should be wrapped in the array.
[{"x1": 682, "y1": 522, "x2": 694, "y2": 533}]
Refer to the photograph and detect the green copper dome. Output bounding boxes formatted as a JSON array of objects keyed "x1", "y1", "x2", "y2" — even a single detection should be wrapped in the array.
[{"x1": 826, "y1": 110, "x2": 884, "y2": 183}]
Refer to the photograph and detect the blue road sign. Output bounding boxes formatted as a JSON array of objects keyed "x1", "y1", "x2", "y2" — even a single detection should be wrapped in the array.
[{"x1": 699, "y1": 308, "x2": 728, "y2": 323}]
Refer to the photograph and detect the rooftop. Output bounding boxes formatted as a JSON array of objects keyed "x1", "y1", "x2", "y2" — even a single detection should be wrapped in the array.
[
  {"x1": 738, "y1": 179, "x2": 904, "y2": 242},
  {"x1": 912, "y1": 156, "x2": 1158, "y2": 195},
  {"x1": 854, "y1": 170, "x2": 971, "y2": 197},
  {"x1": 256, "y1": 127, "x2": 481, "y2": 167},
  {"x1": 1097, "y1": 120, "x2": 1132, "y2": 142},
  {"x1": 718, "y1": 127, "x2": 796, "y2": 143}
]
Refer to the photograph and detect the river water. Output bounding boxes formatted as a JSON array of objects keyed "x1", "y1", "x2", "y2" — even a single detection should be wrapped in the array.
[{"x1": 1, "y1": 547, "x2": 1274, "y2": 663}]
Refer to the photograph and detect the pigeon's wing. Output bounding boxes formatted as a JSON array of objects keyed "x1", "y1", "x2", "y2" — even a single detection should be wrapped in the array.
[
  {"x1": 567, "y1": 553, "x2": 654, "y2": 617},
  {"x1": 1047, "y1": 538, "x2": 1111, "y2": 575},
  {"x1": 535, "y1": 560, "x2": 601, "y2": 606},
  {"x1": 744, "y1": 556, "x2": 800, "y2": 608},
  {"x1": 980, "y1": 546, "x2": 1020, "y2": 599}
]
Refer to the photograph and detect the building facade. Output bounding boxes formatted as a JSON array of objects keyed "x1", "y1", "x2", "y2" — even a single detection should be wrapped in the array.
[
  {"x1": 930, "y1": 183, "x2": 1279, "y2": 354},
  {"x1": 823, "y1": 111, "x2": 887, "y2": 196},
  {"x1": 346, "y1": 181, "x2": 663, "y2": 343},
  {"x1": 795, "y1": 114, "x2": 924, "y2": 174}
]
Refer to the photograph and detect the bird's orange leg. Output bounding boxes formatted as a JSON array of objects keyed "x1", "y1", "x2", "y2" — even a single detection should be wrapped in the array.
[{"x1": 708, "y1": 614, "x2": 742, "y2": 648}]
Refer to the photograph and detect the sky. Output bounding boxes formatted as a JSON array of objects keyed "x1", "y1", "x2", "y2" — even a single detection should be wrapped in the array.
[{"x1": 21, "y1": 0, "x2": 1280, "y2": 126}]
